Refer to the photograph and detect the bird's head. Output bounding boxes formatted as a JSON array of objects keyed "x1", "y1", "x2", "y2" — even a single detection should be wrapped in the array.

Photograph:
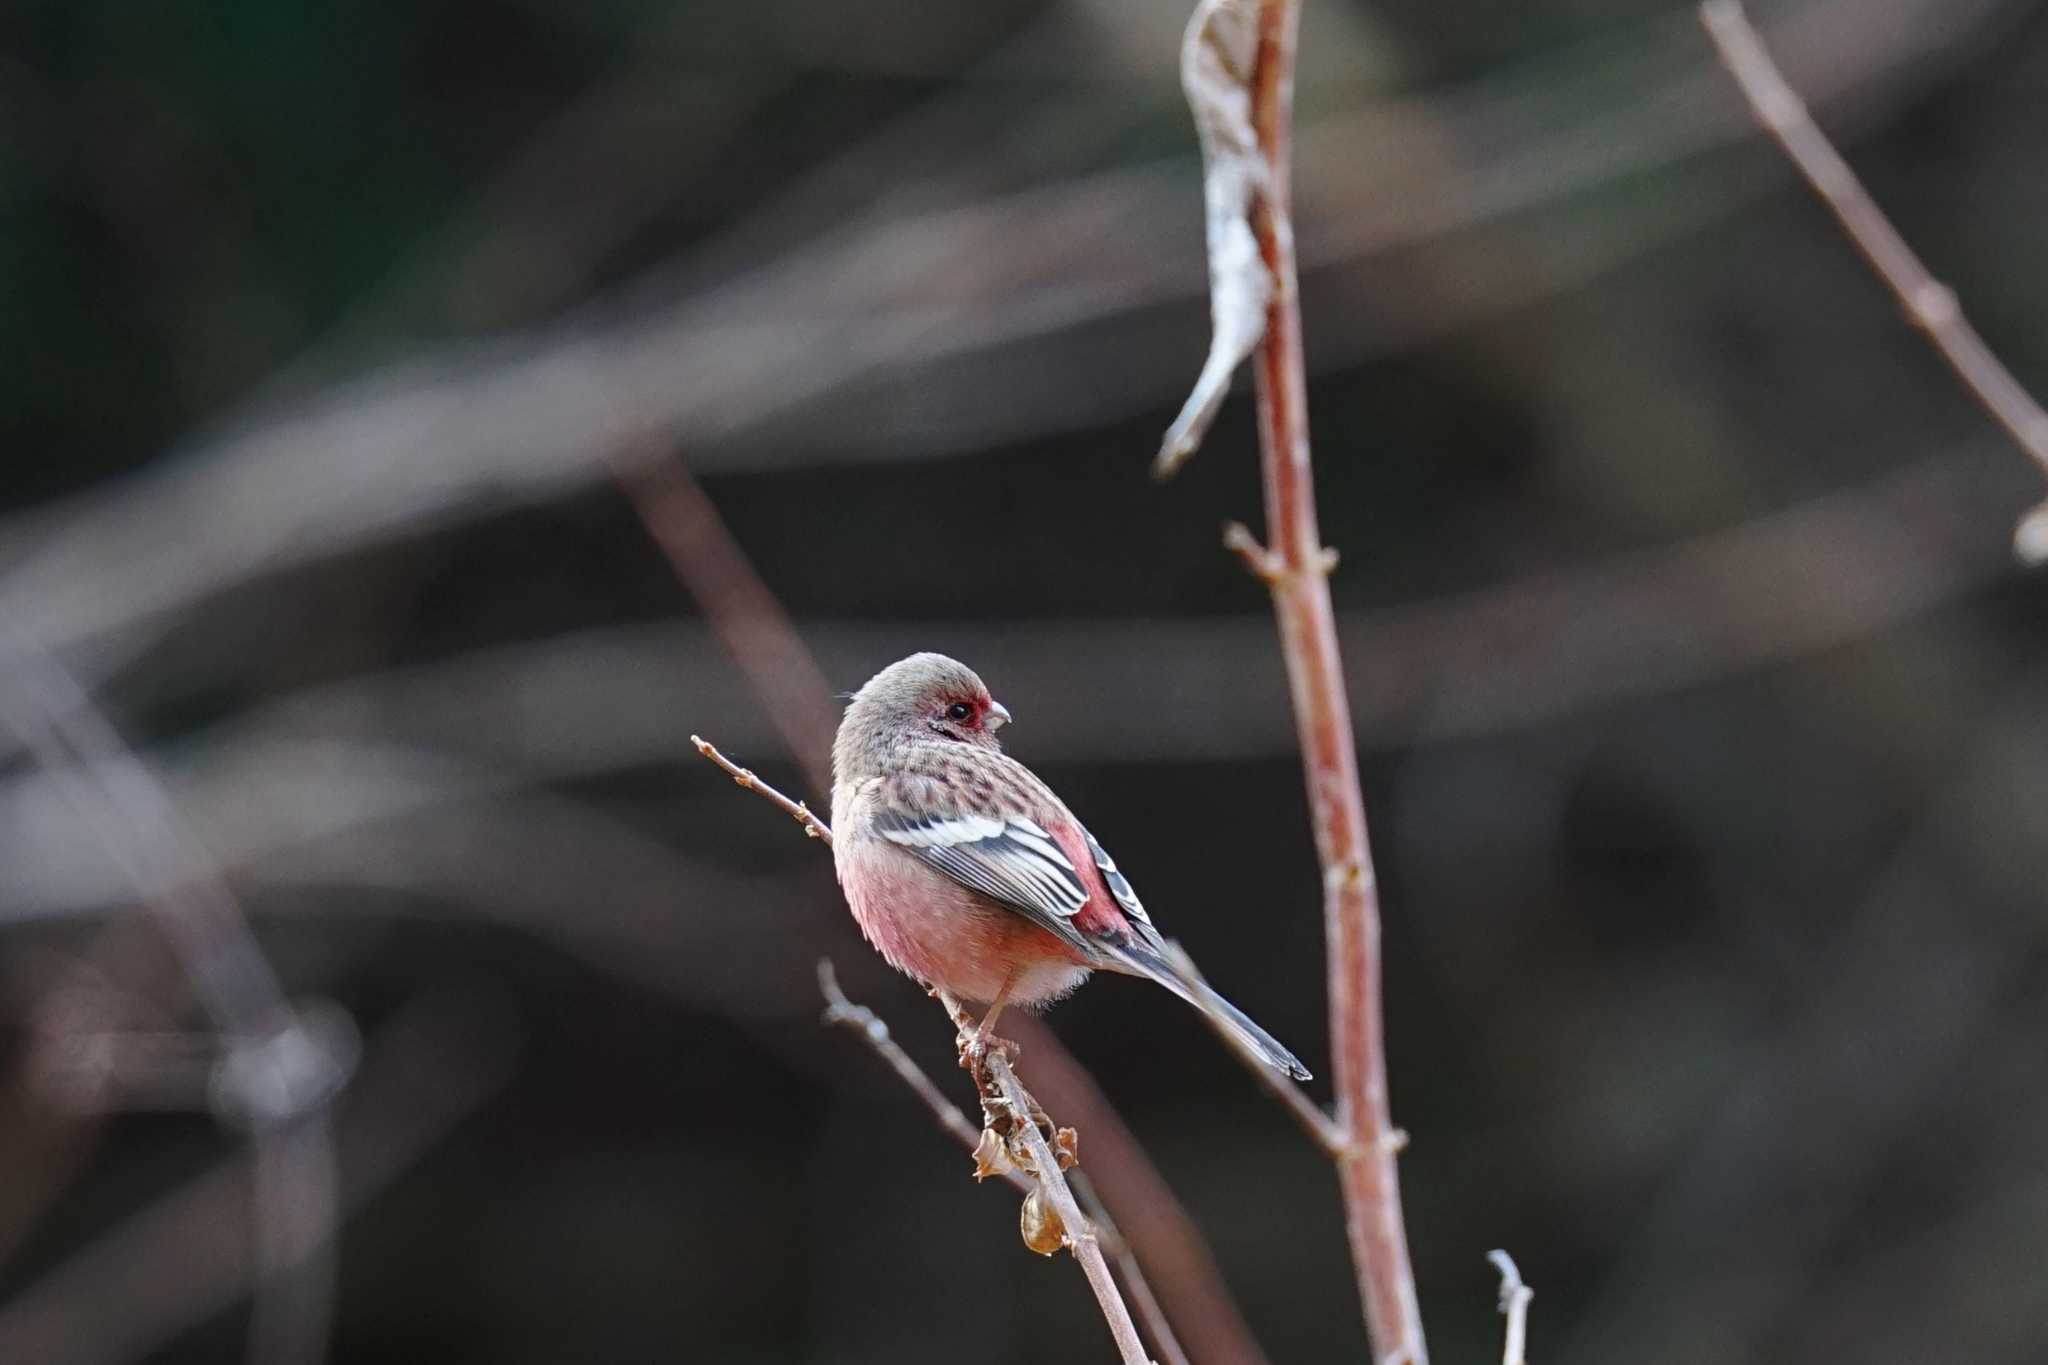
[{"x1": 834, "y1": 652, "x2": 1010, "y2": 778}]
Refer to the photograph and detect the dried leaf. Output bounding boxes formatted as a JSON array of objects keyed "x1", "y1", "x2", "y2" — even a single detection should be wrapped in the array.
[
  {"x1": 1019, "y1": 1188, "x2": 1067, "y2": 1256},
  {"x1": 1052, "y1": 1125, "x2": 1079, "y2": 1171},
  {"x1": 972, "y1": 1126, "x2": 1014, "y2": 1181},
  {"x1": 1156, "y1": 0, "x2": 1271, "y2": 479}
]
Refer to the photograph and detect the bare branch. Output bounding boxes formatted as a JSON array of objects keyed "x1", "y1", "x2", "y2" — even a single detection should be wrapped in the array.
[
  {"x1": 816, "y1": 959, "x2": 1030, "y2": 1193},
  {"x1": 1698, "y1": 0, "x2": 2048, "y2": 561},
  {"x1": 690, "y1": 735, "x2": 832, "y2": 843},
  {"x1": 817, "y1": 961, "x2": 1183, "y2": 1365},
  {"x1": 1159, "y1": 942, "x2": 1346, "y2": 1153},
  {"x1": 1008, "y1": 1015, "x2": 1272, "y2": 1365},
  {"x1": 1205, "y1": 1, "x2": 1430, "y2": 1359},
  {"x1": 1488, "y1": 1250, "x2": 1533, "y2": 1365},
  {"x1": 983, "y1": 1050, "x2": 1152, "y2": 1365},
  {"x1": 1069, "y1": 1168, "x2": 1193, "y2": 1365}
]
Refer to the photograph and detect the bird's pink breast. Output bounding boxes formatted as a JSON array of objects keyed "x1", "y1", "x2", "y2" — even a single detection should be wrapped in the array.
[{"x1": 836, "y1": 834, "x2": 1088, "y2": 1006}]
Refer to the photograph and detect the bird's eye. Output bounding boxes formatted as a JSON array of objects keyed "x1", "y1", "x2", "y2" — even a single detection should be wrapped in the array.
[{"x1": 946, "y1": 702, "x2": 974, "y2": 722}]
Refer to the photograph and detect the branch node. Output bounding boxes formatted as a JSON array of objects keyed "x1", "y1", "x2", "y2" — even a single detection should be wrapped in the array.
[
  {"x1": 1221, "y1": 521, "x2": 1282, "y2": 582},
  {"x1": 1907, "y1": 281, "x2": 1960, "y2": 332},
  {"x1": 1384, "y1": 1128, "x2": 1410, "y2": 1155}
]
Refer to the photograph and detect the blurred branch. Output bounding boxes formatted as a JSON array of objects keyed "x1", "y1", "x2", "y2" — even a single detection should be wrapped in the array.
[
  {"x1": 0, "y1": 439, "x2": 2021, "y2": 933},
  {"x1": 0, "y1": 989, "x2": 515, "y2": 1365},
  {"x1": 693, "y1": 739, "x2": 1148, "y2": 1364},
  {"x1": 616, "y1": 456, "x2": 837, "y2": 781},
  {"x1": 0, "y1": 629, "x2": 347, "y2": 1365},
  {"x1": 1209, "y1": 2, "x2": 1427, "y2": 1360},
  {"x1": 1489, "y1": 1250, "x2": 1533, "y2": 1365},
  {"x1": 1700, "y1": 0, "x2": 2048, "y2": 562},
  {"x1": 0, "y1": 0, "x2": 2002, "y2": 681}
]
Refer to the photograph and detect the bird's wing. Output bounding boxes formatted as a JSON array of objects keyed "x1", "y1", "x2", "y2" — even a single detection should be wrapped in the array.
[
  {"x1": 870, "y1": 802, "x2": 1096, "y2": 952},
  {"x1": 1078, "y1": 825, "x2": 1153, "y2": 930}
]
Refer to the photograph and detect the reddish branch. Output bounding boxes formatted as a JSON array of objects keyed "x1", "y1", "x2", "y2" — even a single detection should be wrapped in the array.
[{"x1": 1235, "y1": 1, "x2": 1429, "y2": 1361}]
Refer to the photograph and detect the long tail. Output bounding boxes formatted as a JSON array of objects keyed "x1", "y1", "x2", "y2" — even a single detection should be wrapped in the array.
[{"x1": 1108, "y1": 937, "x2": 1312, "y2": 1080}]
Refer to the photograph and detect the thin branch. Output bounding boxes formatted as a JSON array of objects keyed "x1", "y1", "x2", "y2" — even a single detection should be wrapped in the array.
[
  {"x1": 816, "y1": 959, "x2": 1029, "y2": 1193},
  {"x1": 983, "y1": 1049, "x2": 1152, "y2": 1365},
  {"x1": 690, "y1": 735, "x2": 831, "y2": 842},
  {"x1": 0, "y1": 627, "x2": 346, "y2": 1365},
  {"x1": 816, "y1": 960, "x2": 1185, "y2": 1365},
  {"x1": 1010, "y1": 1014, "x2": 1271, "y2": 1365},
  {"x1": 1488, "y1": 1250, "x2": 1533, "y2": 1365},
  {"x1": 1069, "y1": 1167, "x2": 1194, "y2": 1365},
  {"x1": 1159, "y1": 941, "x2": 1346, "y2": 1153},
  {"x1": 1698, "y1": 0, "x2": 2048, "y2": 562},
  {"x1": 1229, "y1": 1, "x2": 1429, "y2": 1359}
]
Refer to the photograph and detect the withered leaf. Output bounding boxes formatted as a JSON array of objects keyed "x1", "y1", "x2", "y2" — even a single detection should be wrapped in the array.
[
  {"x1": 1156, "y1": 0, "x2": 1272, "y2": 479},
  {"x1": 972, "y1": 1126, "x2": 1014, "y2": 1182}
]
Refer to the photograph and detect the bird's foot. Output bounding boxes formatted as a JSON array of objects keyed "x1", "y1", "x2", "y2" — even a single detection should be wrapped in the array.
[{"x1": 956, "y1": 1030, "x2": 1020, "y2": 1071}]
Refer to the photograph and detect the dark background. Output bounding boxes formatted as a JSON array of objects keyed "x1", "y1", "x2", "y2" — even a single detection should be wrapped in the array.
[{"x1": 4, "y1": 0, "x2": 2048, "y2": 1361}]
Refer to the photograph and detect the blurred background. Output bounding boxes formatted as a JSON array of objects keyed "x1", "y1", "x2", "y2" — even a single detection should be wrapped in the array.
[{"x1": 4, "y1": 0, "x2": 2048, "y2": 1361}]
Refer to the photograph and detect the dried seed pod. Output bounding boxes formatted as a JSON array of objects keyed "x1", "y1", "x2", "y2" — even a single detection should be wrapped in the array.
[{"x1": 1019, "y1": 1188, "x2": 1066, "y2": 1256}]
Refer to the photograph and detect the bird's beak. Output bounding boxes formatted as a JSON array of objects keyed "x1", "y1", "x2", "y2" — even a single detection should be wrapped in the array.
[{"x1": 986, "y1": 701, "x2": 1012, "y2": 730}]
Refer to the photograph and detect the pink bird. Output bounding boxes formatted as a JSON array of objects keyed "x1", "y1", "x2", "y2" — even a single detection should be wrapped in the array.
[{"x1": 831, "y1": 652, "x2": 1309, "y2": 1078}]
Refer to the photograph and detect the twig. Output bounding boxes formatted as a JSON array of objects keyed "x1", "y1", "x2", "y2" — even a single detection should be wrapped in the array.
[
  {"x1": 1012, "y1": 1015, "x2": 1269, "y2": 1365},
  {"x1": 1069, "y1": 1167, "x2": 1193, "y2": 1365},
  {"x1": 1160, "y1": 942, "x2": 1346, "y2": 1153},
  {"x1": 690, "y1": 735, "x2": 831, "y2": 842},
  {"x1": 0, "y1": 627, "x2": 347, "y2": 1365},
  {"x1": 983, "y1": 1050, "x2": 1152, "y2": 1365},
  {"x1": 1227, "y1": 1, "x2": 1429, "y2": 1360},
  {"x1": 816, "y1": 959, "x2": 1029, "y2": 1193},
  {"x1": 816, "y1": 961, "x2": 1185, "y2": 1365},
  {"x1": 1698, "y1": 0, "x2": 2048, "y2": 563},
  {"x1": 1488, "y1": 1250, "x2": 1533, "y2": 1365}
]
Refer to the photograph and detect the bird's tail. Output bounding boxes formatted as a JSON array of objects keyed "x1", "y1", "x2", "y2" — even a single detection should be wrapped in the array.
[{"x1": 1107, "y1": 937, "x2": 1312, "y2": 1081}]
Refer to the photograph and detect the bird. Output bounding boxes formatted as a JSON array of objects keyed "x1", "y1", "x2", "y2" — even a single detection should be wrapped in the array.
[{"x1": 830, "y1": 651, "x2": 1310, "y2": 1079}]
